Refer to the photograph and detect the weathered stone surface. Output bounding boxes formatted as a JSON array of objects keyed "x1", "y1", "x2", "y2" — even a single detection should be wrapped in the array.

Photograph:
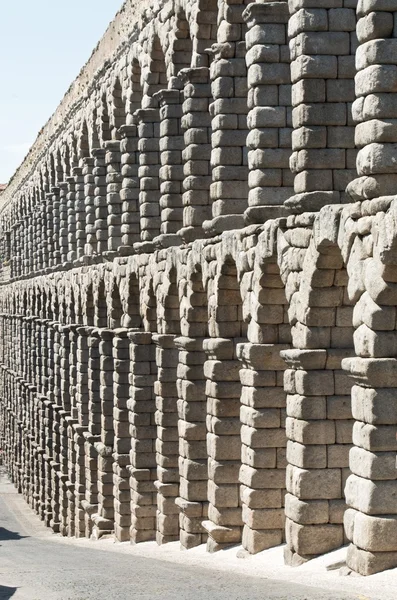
[{"x1": 2, "y1": 0, "x2": 397, "y2": 580}]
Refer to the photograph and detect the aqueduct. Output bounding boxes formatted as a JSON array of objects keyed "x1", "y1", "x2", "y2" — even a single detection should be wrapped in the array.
[{"x1": 0, "y1": 0, "x2": 397, "y2": 576}]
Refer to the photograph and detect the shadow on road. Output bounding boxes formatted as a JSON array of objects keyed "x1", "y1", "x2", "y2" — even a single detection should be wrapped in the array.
[
  {"x1": 0, "y1": 585, "x2": 17, "y2": 599},
  {"x1": 0, "y1": 528, "x2": 28, "y2": 541}
]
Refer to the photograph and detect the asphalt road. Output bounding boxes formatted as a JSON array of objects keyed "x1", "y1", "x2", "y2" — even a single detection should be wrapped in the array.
[{"x1": 0, "y1": 471, "x2": 356, "y2": 600}]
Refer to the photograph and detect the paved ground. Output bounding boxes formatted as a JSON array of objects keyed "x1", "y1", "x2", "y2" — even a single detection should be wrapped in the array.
[{"x1": 0, "y1": 471, "x2": 368, "y2": 599}]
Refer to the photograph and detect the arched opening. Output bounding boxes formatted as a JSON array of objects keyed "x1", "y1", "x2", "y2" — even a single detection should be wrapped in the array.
[
  {"x1": 49, "y1": 154, "x2": 56, "y2": 189},
  {"x1": 159, "y1": 268, "x2": 181, "y2": 335},
  {"x1": 111, "y1": 78, "x2": 127, "y2": 138},
  {"x1": 91, "y1": 108, "x2": 100, "y2": 150},
  {"x1": 138, "y1": 38, "x2": 168, "y2": 243},
  {"x1": 109, "y1": 282, "x2": 123, "y2": 329},
  {"x1": 177, "y1": 267, "x2": 209, "y2": 548},
  {"x1": 282, "y1": 234, "x2": 354, "y2": 565},
  {"x1": 68, "y1": 288, "x2": 77, "y2": 324},
  {"x1": 63, "y1": 143, "x2": 71, "y2": 179},
  {"x1": 203, "y1": 257, "x2": 246, "y2": 552},
  {"x1": 153, "y1": 268, "x2": 181, "y2": 544},
  {"x1": 156, "y1": 14, "x2": 193, "y2": 239},
  {"x1": 55, "y1": 149, "x2": 63, "y2": 185},
  {"x1": 78, "y1": 120, "x2": 90, "y2": 161},
  {"x1": 148, "y1": 35, "x2": 168, "y2": 97},
  {"x1": 196, "y1": 0, "x2": 219, "y2": 67},
  {"x1": 95, "y1": 280, "x2": 108, "y2": 328},
  {"x1": 172, "y1": 10, "x2": 193, "y2": 74},
  {"x1": 100, "y1": 94, "x2": 111, "y2": 143},
  {"x1": 46, "y1": 290, "x2": 54, "y2": 321},
  {"x1": 85, "y1": 284, "x2": 95, "y2": 327},
  {"x1": 143, "y1": 280, "x2": 158, "y2": 333},
  {"x1": 127, "y1": 59, "x2": 143, "y2": 122},
  {"x1": 234, "y1": 258, "x2": 290, "y2": 555},
  {"x1": 124, "y1": 273, "x2": 143, "y2": 329}
]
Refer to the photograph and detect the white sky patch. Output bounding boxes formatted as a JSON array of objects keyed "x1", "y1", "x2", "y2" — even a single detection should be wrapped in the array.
[{"x1": 2, "y1": 142, "x2": 32, "y2": 154}]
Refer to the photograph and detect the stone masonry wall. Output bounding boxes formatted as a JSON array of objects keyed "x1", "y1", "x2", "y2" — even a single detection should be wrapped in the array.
[{"x1": 2, "y1": 0, "x2": 397, "y2": 577}]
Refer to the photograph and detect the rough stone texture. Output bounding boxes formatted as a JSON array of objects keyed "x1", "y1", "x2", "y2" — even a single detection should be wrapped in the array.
[{"x1": 2, "y1": 0, "x2": 397, "y2": 579}]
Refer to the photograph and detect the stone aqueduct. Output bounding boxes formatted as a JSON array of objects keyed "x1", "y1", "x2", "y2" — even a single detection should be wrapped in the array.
[{"x1": 1, "y1": 0, "x2": 397, "y2": 577}]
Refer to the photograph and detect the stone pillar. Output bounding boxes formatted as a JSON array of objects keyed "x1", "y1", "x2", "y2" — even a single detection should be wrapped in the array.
[
  {"x1": 155, "y1": 88, "x2": 184, "y2": 246},
  {"x1": 45, "y1": 192, "x2": 54, "y2": 268},
  {"x1": 282, "y1": 348, "x2": 344, "y2": 565},
  {"x1": 136, "y1": 107, "x2": 161, "y2": 247},
  {"x1": 82, "y1": 157, "x2": 96, "y2": 257},
  {"x1": 26, "y1": 209, "x2": 34, "y2": 274},
  {"x1": 51, "y1": 187, "x2": 61, "y2": 266},
  {"x1": 237, "y1": 341, "x2": 288, "y2": 554},
  {"x1": 73, "y1": 167, "x2": 85, "y2": 261},
  {"x1": 58, "y1": 324, "x2": 71, "y2": 534},
  {"x1": 152, "y1": 333, "x2": 180, "y2": 544},
  {"x1": 91, "y1": 328, "x2": 115, "y2": 539},
  {"x1": 112, "y1": 328, "x2": 131, "y2": 542},
  {"x1": 58, "y1": 182, "x2": 69, "y2": 265},
  {"x1": 49, "y1": 322, "x2": 62, "y2": 533},
  {"x1": 204, "y1": 6, "x2": 249, "y2": 235},
  {"x1": 10, "y1": 222, "x2": 20, "y2": 278},
  {"x1": 119, "y1": 125, "x2": 140, "y2": 253},
  {"x1": 243, "y1": 1, "x2": 292, "y2": 225},
  {"x1": 175, "y1": 336, "x2": 208, "y2": 549},
  {"x1": 40, "y1": 195, "x2": 48, "y2": 270},
  {"x1": 42, "y1": 395, "x2": 54, "y2": 526},
  {"x1": 65, "y1": 324, "x2": 80, "y2": 536},
  {"x1": 341, "y1": 0, "x2": 397, "y2": 576},
  {"x1": 93, "y1": 148, "x2": 107, "y2": 256},
  {"x1": 105, "y1": 141, "x2": 123, "y2": 256},
  {"x1": 287, "y1": 0, "x2": 357, "y2": 213},
  {"x1": 202, "y1": 338, "x2": 242, "y2": 551},
  {"x1": 73, "y1": 423, "x2": 86, "y2": 537},
  {"x1": 83, "y1": 328, "x2": 101, "y2": 537},
  {"x1": 128, "y1": 331, "x2": 157, "y2": 543},
  {"x1": 179, "y1": 67, "x2": 212, "y2": 243},
  {"x1": 66, "y1": 176, "x2": 77, "y2": 263}
]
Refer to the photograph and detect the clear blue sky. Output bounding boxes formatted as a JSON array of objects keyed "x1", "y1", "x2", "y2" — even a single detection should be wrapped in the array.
[{"x1": 0, "y1": 0, "x2": 123, "y2": 183}]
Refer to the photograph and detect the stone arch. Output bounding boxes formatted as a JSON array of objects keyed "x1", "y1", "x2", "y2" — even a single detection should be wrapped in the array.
[
  {"x1": 147, "y1": 35, "x2": 168, "y2": 98},
  {"x1": 78, "y1": 119, "x2": 90, "y2": 161},
  {"x1": 158, "y1": 267, "x2": 181, "y2": 335},
  {"x1": 281, "y1": 206, "x2": 355, "y2": 566},
  {"x1": 90, "y1": 108, "x2": 100, "y2": 150},
  {"x1": 68, "y1": 286, "x2": 77, "y2": 324},
  {"x1": 84, "y1": 283, "x2": 95, "y2": 327},
  {"x1": 71, "y1": 279, "x2": 83, "y2": 324},
  {"x1": 49, "y1": 153, "x2": 56, "y2": 189},
  {"x1": 95, "y1": 279, "x2": 108, "y2": 328},
  {"x1": 127, "y1": 58, "x2": 143, "y2": 121},
  {"x1": 177, "y1": 261, "x2": 209, "y2": 548},
  {"x1": 196, "y1": 0, "x2": 219, "y2": 65},
  {"x1": 203, "y1": 254, "x2": 246, "y2": 551},
  {"x1": 52, "y1": 288, "x2": 60, "y2": 323},
  {"x1": 63, "y1": 142, "x2": 72, "y2": 178},
  {"x1": 123, "y1": 272, "x2": 143, "y2": 329},
  {"x1": 46, "y1": 289, "x2": 54, "y2": 321},
  {"x1": 142, "y1": 279, "x2": 157, "y2": 333},
  {"x1": 99, "y1": 93, "x2": 111, "y2": 144},
  {"x1": 110, "y1": 77, "x2": 127, "y2": 138},
  {"x1": 55, "y1": 149, "x2": 63, "y2": 185},
  {"x1": 171, "y1": 9, "x2": 193, "y2": 74},
  {"x1": 152, "y1": 265, "x2": 181, "y2": 544},
  {"x1": 67, "y1": 135, "x2": 78, "y2": 172},
  {"x1": 109, "y1": 280, "x2": 123, "y2": 329},
  {"x1": 21, "y1": 290, "x2": 28, "y2": 317}
]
